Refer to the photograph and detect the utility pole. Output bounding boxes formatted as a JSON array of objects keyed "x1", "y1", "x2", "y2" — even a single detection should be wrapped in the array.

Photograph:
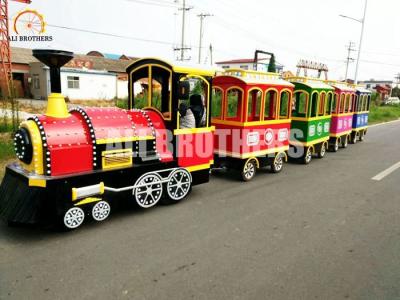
[
  {"x1": 344, "y1": 41, "x2": 356, "y2": 81},
  {"x1": 197, "y1": 13, "x2": 212, "y2": 64},
  {"x1": 209, "y1": 44, "x2": 213, "y2": 65},
  {"x1": 354, "y1": 0, "x2": 368, "y2": 84},
  {"x1": 174, "y1": 0, "x2": 193, "y2": 61}
]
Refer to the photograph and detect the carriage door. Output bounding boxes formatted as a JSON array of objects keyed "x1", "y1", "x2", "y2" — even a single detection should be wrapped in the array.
[{"x1": 174, "y1": 75, "x2": 214, "y2": 173}]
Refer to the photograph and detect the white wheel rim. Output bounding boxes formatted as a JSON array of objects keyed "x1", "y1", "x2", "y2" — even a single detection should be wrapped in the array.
[
  {"x1": 243, "y1": 161, "x2": 255, "y2": 179},
  {"x1": 306, "y1": 149, "x2": 312, "y2": 163},
  {"x1": 64, "y1": 207, "x2": 85, "y2": 229},
  {"x1": 335, "y1": 141, "x2": 339, "y2": 151},
  {"x1": 92, "y1": 201, "x2": 111, "y2": 222},
  {"x1": 320, "y1": 145, "x2": 326, "y2": 157},
  {"x1": 134, "y1": 174, "x2": 163, "y2": 208},
  {"x1": 274, "y1": 156, "x2": 283, "y2": 171},
  {"x1": 167, "y1": 169, "x2": 192, "y2": 201}
]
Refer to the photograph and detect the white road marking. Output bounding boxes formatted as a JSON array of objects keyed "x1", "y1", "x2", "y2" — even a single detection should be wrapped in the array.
[
  {"x1": 372, "y1": 161, "x2": 400, "y2": 181},
  {"x1": 369, "y1": 118, "x2": 400, "y2": 128}
]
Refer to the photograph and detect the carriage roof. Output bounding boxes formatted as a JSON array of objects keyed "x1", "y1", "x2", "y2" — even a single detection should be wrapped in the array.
[
  {"x1": 216, "y1": 69, "x2": 294, "y2": 87},
  {"x1": 286, "y1": 77, "x2": 334, "y2": 90},
  {"x1": 324, "y1": 81, "x2": 356, "y2": 93}
]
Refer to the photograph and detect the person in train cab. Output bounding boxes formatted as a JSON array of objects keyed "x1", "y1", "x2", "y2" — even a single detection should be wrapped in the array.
[
  {"x1": 179, "y1": 102, "x2": 196, "y2": 129},
  {"x1": 189, "y1": 94, "x2": 206, "y2": 127}
]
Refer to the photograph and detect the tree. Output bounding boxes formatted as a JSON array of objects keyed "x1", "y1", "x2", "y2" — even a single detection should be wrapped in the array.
[{"x1": 268, "y1": 54, "x2": 276, "y2": 73}]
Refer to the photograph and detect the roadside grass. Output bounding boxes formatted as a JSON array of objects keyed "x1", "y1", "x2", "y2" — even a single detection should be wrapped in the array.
[
  {"x1": 0, "y1": 133, "x2": 14, "y2": 180},
  {"x1": 369, "y1": 104, "x2": 400, "y2": 124}
]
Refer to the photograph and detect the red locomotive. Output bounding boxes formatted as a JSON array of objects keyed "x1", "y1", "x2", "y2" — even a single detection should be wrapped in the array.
[{"x1": 0, "y1": 50, "x2": 216, "y2": 229}]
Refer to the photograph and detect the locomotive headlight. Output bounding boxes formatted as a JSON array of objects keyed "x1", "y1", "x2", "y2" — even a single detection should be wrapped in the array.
[{"x1": 14, "y1": 128, "x2": 33, "y2": 164}]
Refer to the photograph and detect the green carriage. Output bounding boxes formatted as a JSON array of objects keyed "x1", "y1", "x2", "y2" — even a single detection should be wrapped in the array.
[{"x1": 287, "y1": 77, "x2": 334, "y2": 164}]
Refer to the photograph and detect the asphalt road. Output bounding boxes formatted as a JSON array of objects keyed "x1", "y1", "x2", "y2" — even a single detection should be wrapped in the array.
[{"x1": 1, "y1": 120, "x2": 400, "y2": 300}]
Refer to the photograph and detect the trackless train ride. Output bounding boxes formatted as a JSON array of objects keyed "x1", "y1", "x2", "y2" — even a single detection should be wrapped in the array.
[{"x1": 0, "y1": 50, "x2": 371, "y2": 230}]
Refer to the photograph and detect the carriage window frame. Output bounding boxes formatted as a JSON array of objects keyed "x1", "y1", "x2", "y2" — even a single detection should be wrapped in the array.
[
  {"x1": 366, "y1": 95, "x2": 371, "y2": 111},
  {"x1": 246, "y1": 88, "x2": 263, "y2": 122},
  {"x1": 310, "y1": 92, "x2": 319, "y2": 118},
  {"x1": 211, "y1": 86, "x2": 224, "y2": 120},
  {"x1": 292, "y1": 90, "x2": 309, "y2": 117},
  {"x1": 326, "y1": 92, "x2": 333, "y2": 115},
  {"x1": 318, "y1": 92, "x2": 326, "y2": 116},
  {"x1": 279, "y1": 90, "x2": 291, "y2": 119},
  {"x1": 264, "y1": 89, "x2": 278, "y2": 120},
  {"x1": 339, "y1": 94, "x2": 346, "y2": 114},
  {"x1": 224, "y1": 87, "x2": 244, "y2": 122},
  {"x1": 130, "y1": 64, "x2": 172, "y2": 121}
]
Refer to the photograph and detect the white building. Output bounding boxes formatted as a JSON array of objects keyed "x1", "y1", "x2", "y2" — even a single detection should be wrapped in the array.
[{"x1": 216, "y1": 58, "x2": 284, "y2": 73}]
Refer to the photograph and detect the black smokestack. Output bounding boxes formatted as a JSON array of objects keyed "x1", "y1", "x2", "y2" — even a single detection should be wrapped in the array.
[{"x1": 32, "y1": 49, "x2": 74, "y2": 93}]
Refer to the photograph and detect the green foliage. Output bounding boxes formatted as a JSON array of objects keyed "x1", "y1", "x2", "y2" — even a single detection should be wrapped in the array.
[
  {"x1": 268, "y1": 54, "x2": 276, "y2": 73},
  {"x1": 0, "y1": 122, "x2": 13, "y2": 133},
  {"x1": 191, "y1": 81, "x2": 204, "y2": 96},
  {"x1": 0, "y1": 139, "x2": 14, "y2": 160},
  {"x1": 369, "y1": 103, "x2": 400, "y2": 124},
  {"x1": 226, "y1": 92, "x2": 238, "y2": 118},
  {"x1": 211, "y1": 91, "x2": 222, "y2": 117},
  {"x1": 391, "y1": 87, "x2": 400, "y2": 98},
  {"x1": 115, "y1": 99, "x2": 128, "y2": 109}
]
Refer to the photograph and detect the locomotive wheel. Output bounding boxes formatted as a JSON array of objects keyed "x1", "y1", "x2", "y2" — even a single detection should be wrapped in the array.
[
  {"x1": 166, "y1": 169, "x2": 192, "y2": 201},
  {"x1": 92, "y1": 201, "x2": 111, "y2": 222},
  {"x1": 317, "y1": 143, "x2": 326, "y2": 159},
  {"x1": 302, "y1": 147, "x2": 312, "y2": 165},
  {"x1": 241, "y1": 159, "x2": 257, "y2": 181},
  {"x1": 63, "y1": 207, "x2": 85, "y2": 230},
  {"x1": 350, "y1": 132, "x2": 357, "y2": 144},
  {"x1": 270, "y1": 153, "x2": 284, "y2": 173},
  {"x1": 134, "y1": 173, "x2": 163, "y2": 208},
  {"x1": 342, "y1": 136, "x2": 348, "y2": 148}
]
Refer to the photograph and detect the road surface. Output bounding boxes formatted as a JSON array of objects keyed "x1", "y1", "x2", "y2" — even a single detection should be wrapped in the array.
[{"x1": 1, "y1": 120, "x2": 400, "y2": 300}]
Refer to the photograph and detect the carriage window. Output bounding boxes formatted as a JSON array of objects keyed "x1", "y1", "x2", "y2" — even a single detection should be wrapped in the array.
[
  {"x1": 293, "y1": 91, "x2": 308, "y2": 117},
  {"x1": 226, "y1": 88, "x2": 242, "y2": 120},
  {"x1": 345, "y1": 94, "x2": 351, "y2": 113},
  {"x1": 310, "y1": 92, "x2": 318, "y2": 117},
  {"x1": 264, "y1": 90, "x2": 277, "y2": 120},
  {"x1": 366, "y1": 95, "x2": 371, "y2": 111},
  {"x1": 332, "y1": 93, "x2": 338, "y2": 113},
  {"x1": 326, "y1": 93, "x2": 333, "y2": 115},
  {"x1": 212, "y1": 88, "x2": 223, "y2": 119},
  {"x1": 319, "y1": 93, "x2": 326, "y2": 116},
  {"x1": 131, "y1": 65, "x2": 172, "y2": 119},
  {"x1": 181, "y1": 76, "x2": 209, "y2": 127},
  {"x1": 279, "y1": 91, "x2": 290, "y2": 119},
  {"x1": 339, "y1": 94, "x2": 345, "y2": 113},
  {"x1": 362, "y1": 95, "x2": 368, "y2": 111},
  {"x1": 247, "y1": 89, "x2": 262, "y2": 122},
  {"x1": 350, "y1": 94, "x2": 356, "y2": 112},
  {"x1": 354, "y1": 95, "x2": 359, "y2": 112}
]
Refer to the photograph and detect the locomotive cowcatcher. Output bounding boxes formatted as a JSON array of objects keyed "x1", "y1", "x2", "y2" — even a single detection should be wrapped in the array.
[{"x1": 0, "y1": 50, "x2": 216, "y2": 229}]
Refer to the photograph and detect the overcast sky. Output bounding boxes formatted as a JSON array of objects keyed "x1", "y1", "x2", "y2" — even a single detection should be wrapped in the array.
[{"x1": 9, "y1": 0, "x2": 400, "y2": 81}]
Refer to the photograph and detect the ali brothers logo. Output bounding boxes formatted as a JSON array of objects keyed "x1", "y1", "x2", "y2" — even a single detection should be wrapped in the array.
[{"x1": 9, "y1": 9, "x2": 53, "y2": 42}]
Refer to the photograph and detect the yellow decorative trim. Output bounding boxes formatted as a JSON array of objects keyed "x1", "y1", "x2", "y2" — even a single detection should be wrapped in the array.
[
  {"x1": 102, "y1": 149, "x2": 133, "y2": 170},
  {"x1": 214, "y1": 146, "x2": 289, "y2": 159},
  {"x1": 245, "y1": 157, "x2": 260, "y2": 168},
  {"x1": 21, "y1": 120, "x2": 44, "y2": 175},
  {"x1": 186, "y1": 163, "x2": 211, "y2": 172},
  {"x1": 331, "y1": 113, "x2": 353, "y2": 117},
  {"x1": 354, "y1": 111, "x2": 369, "y2": 114},
  {"x1": 291, "y1": 116, "x2": 330, "y2": 122},
  {"x1": 96, "y1": 135, "x2": 154, "y2": 145},
  {"x1": 28, "y1": 178, "x2": 46, "y2": 188},
  {"x1": 174, "y1": 126, "x2": 215, "y2": 135},
  {"x1": 212, "y1": 119, "x2": 291, "y2": 127},
  {"x1": 290, "y1": 136, "x2": 330, "y2": 147},
  {"x1": 99, "y1": 182, "x2": 105, "y2": 194},
  {"x1": 72, "y1": 188, "x2": 78, "y2": 201},
  {"x1": 352, "y1": 126, "x2": 368, "y2": 132},
  {"x1": 74, "y1": 197, "x2": 102, "y2": 206},
  {"x1": 330, "y1": 130, "x2": 352, "y2": 138}
]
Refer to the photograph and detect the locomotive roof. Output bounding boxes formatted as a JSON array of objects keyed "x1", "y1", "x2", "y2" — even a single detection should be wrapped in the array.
[
  {"x1": 127, "y1": 57, "x2": 223, "y2": 77},
  {"x1": 216, "y1": 69, "x2": 294, "y2": 87},
  {"x1": 287, "y1": 77, "x2": 334, "y2": 90}
]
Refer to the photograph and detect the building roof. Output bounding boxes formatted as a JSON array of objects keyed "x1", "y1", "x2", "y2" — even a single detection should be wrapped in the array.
[{"x1": 11, "y1": 47, "x2": 134, "y2": 73}]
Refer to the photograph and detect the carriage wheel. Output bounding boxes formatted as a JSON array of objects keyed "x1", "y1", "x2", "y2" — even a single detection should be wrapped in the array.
[
  {"x1": 167, "y1": 169, "x2": 192, "y2": 201},
  {"x1": 303, "y1": 147, "x2": 312, "y2": 164},
  {"x1": 241, "y1": 159, "x2": 257, "y2": 181},
  {"x1": 342, "y1": 136, "x2": 348, "y2": 148},
  {"x1": 270, "y1": 153, "x2": 284, "y2": 173},
  {"x1": 317, "y1": 143, "x2": 326, "y2": 159},
  {"x1": 134, "y1": 173, "x2": 163, "y2": 208},
  {"x1": 359, "y1": 131, "x2": 365, "y2": 141},
  {"x1": 92, "y1": 201, "x2": 111, "y2": 222},
  {"x1": 330, "y1": 139, "x2": 339, "y2": 152},
  {"x1": 63, "y1": 207, "x2": 85, "y2": 229},
  {"x1": 350, "y1": 132, "x2": 357, "y2": 144}
]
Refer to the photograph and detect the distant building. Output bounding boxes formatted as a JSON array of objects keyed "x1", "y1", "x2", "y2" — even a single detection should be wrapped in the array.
[
  {"x1": 216, "y1": 58, "x2": 284, "y2": 73},
  {"x1": 359, "y1": 79, "x2": 397, "y2": 90},
  {"x1": 9, "y1": 47, "x2": 138, "y2": 100}
]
